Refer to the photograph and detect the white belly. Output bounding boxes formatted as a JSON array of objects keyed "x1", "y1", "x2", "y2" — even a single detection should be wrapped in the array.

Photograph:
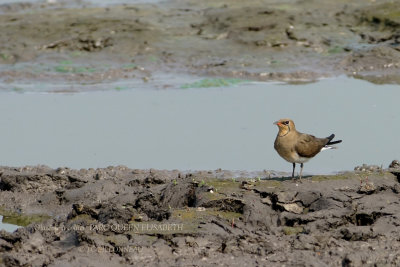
[
  {"x1": 290, "y1": 146, "x2": 333, "y2": 163},
  {"x1": 291, "y1": 153, "x2": 311, "y2": 164}
]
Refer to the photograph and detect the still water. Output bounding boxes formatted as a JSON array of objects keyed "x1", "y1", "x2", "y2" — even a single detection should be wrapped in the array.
[
  {"x1": 0, "y1": 76, "x2": 398, "y2": 175},
  {"x1": 0, "y1": 215, "x2": 20, "y2": 232}
]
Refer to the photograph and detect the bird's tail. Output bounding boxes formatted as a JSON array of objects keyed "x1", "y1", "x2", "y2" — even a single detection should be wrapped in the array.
[
  {"x1": 328, "y1": 140, "x2": 342, "y2": 145},
  {"x1": 326, "y1": 134, "x2": 342, "y2": 145}
]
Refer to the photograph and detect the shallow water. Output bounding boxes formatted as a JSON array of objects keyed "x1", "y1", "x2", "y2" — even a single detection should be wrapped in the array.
[
  {"x1": 0, "y1": 76, "x2": 398, "y2": 175},
  {"x1": 0, "y1": 215, "x2": 20, "y2": 232}
]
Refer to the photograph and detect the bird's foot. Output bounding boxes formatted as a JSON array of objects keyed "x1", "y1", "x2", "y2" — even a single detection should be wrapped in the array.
[{"x1": 292, "y1": 177, "x2": 303, "y2": 183}]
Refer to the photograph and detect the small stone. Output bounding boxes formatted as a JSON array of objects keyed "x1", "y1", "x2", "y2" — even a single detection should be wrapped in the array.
[
  {"x1": 133, "y1": 214, "x2": 143, "y2": 222},
  {"x1": 279, "y1": 203, "x2": 303, "y2": 214},
  {"x1": 283, "y1": 226, "x2": 303, "y2": 235},
  {"x1": 276, "y1": 191, "x2": 297, "y2": 203},
  {"x1": 392, "y1": 184, "x2": 400, "y2": 194},
  {"x1": 358, "y1": 182, "x2": 376, "y2": 194},
  {"x1": 389, "y1": 160, "x2": 400, "y2": 169},
  {"x1": 185, "y1": 236, "x2": 196, "y2": 247},
  {"x1": 261, "y1": 197, "x2": 272, "y2": 205}
]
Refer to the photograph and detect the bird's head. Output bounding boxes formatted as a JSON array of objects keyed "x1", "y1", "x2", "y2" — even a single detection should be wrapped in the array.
[{"x1": 274, "y1": 118, "x2": 295, "y2": 137}]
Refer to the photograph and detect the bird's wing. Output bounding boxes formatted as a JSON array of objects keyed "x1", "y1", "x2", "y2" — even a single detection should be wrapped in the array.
[{"x1": 295, "y1": 134, "x2": 328, "y2": 158}]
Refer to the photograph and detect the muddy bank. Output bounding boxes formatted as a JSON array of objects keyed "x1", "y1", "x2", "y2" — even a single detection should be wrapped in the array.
[
  {"x1": 1, "y1": 163, "x2": 400, "y2": 266},
  {"x1": 0, "y1": 0, "x2": 400, "y2": 86}
]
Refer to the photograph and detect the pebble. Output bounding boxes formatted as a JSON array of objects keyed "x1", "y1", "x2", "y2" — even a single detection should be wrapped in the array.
[
  {"x1": 389, "y1": 160, "x2": 400, "y2": 169},
  {"x1": 354, "y1": 164, "x2": 382, "y2": 172}
]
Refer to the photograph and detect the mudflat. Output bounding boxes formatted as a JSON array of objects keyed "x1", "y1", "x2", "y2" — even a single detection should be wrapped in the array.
[
  {"x1": 1, "y1": 164, "x2": 400, "y2": 266},
  {"x1": 0, "y1": 0, "x2": 400, "y2": 87}
]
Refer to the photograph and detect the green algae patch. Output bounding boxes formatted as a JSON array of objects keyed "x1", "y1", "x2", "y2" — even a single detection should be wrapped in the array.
[
  {"x1": 68, "y1": 214, "x2": 97, "y2": 224},
  {"x1": 327, "y1": 46, "x2": 344, "y2": 55},
  {"x1": 171, "y1": 208, "x2": 241, "y2": 225},
  {"x1": 311, "y1": 174, "x2": 349, "y2": 182},
  {"x1": 311, "y1": 171, "x2": 391, "y2": 182},
  {"x1": 114, "y1": 86, "x2": 130, "y2": 91},
  {"x1": 361, "y1": 3, "x2": 400, "y2": 26},
  {"x1": 53, "y1": 61, "x2": 97, "y2": 73},
  {"x1": 204, "y1": 179, "x2": 240, "y2": 191},
  {"x1": 283, "y1": 226, "x2": 304, "y2": 235},
  {"x1": 12, "y1": 87, "x2": 24, "y2": 93},
  {"x1": 0, "y1": 207, "x2": 50, "y2": 227},
  {"x1": 197, "y1": 178, "x2": 281, "y2": 197},
  {"x1": 203, "y1": 191, "x2": 227, "y2": 201},
  {"x1": 122, "y1": 63, "x2": 137, "y2": 70},
  {"x1": 206, "y1": 209, "x2": 242, "y2": 221},
  {"x1": 54, "y1": 65, "x2": 97, "y2": 73},
  {"x1": 253, "y1": 180, "x2": 282, "y2": 190},
  {"x1": 196, "y1": 178, "x2": 242, "y2": 197},
  {"x1": 181, "y1": 78, "x2": 248, "y2": 89}
]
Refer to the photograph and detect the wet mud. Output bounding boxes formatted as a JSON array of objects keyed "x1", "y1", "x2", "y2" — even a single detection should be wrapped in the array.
[
  {"x1": 1, "y1": 163, "x2": 400, "y2": 266},
  {"x1": 0, "y1": 0, "x2": 400, "y2": 87}
]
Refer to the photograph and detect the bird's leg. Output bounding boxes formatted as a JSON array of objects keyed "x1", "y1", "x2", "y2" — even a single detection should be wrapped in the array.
[
  {"x1": 299, "y1": 163, "x2": 304, "y2": 181},
  {"x1": 292, "y1": 163, "x2": 295, "y2": 178}
]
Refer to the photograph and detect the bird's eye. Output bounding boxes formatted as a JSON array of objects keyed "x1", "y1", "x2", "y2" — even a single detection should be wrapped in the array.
[{"x1": 284, "y1": 121, "x2": 289, "y2": 125}]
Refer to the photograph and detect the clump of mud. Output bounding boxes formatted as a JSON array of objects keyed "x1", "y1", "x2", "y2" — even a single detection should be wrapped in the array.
[{"x1": 1, "y1": 164, "x2": 400, "y2": 266}]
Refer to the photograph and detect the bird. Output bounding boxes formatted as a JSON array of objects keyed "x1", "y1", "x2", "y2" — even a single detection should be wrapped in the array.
[{"x1": 273, "y1": 118, "x2": 342, "y2": 180}]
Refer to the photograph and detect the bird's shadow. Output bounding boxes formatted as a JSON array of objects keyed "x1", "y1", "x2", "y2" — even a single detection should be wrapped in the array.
[{"x1": 264, "y1": 175, "x2": 313, "y2": 182}]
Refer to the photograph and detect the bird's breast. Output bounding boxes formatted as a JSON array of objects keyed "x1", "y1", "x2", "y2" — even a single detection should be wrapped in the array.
[{"x1": 274, "y1": 135, "x2": 311, "y2": 164}]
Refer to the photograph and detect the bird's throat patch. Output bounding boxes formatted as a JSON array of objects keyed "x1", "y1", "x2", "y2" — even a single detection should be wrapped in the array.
[{"x1": 279, "y1": 125, "x2": 290, "y2": 137}]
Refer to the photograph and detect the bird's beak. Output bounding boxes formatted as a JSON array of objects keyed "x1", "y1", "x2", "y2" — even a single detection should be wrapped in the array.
[{"x1": 273, "y1": 121, "x2": 280, "y2": 126}]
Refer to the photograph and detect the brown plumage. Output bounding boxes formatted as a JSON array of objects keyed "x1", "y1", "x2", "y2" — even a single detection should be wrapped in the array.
[{"x1": 273, "y1": 118, "x2": 342, "y2": 180}]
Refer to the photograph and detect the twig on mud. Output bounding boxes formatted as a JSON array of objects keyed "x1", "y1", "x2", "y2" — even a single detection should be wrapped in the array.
[{"x1": 41, "y1": 38, "x2": 73, "y2": 49}]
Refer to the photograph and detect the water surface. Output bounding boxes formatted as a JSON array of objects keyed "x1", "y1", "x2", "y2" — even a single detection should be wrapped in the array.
[
  {"x1": 0, "y1": 215, "x2": 20, "y2": 232},
  {"x1": 0, "y1": 76, "x2": 398, "y2": 175}
]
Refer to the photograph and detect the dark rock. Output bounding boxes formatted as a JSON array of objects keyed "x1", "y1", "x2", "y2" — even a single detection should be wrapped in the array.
[
  {"x1": 309, "y1": 197, "x2": 342, "y2": 211},
  {"x1": 296, "y1": 191, "x2": 321, "y2": 206},
  {"x1": 389, "y1": 160, "x2": 400, "y2": 169}
]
